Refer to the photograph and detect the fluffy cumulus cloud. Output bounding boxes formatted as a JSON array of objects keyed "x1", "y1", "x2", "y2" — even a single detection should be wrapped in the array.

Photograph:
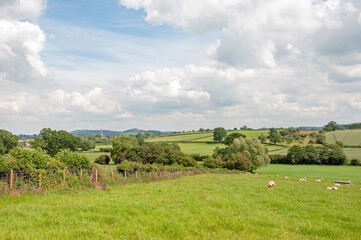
[
  {"x1": 0, "y1": 0, "x2": 47, "y2": 83},
  {"x1": 119, "y1": 0, "x2": 361, "y2": 127}
]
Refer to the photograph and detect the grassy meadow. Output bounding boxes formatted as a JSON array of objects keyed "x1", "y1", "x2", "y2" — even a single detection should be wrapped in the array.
[
  {"x1": 325, "y1": 130, "x2": 361, "y2": 146},
  {"x1": 1, "y1": 171, "x2": 360, "y2": 239},
  {"x1": 178, "y1": 143, "x2": 224, "y2": 155}
]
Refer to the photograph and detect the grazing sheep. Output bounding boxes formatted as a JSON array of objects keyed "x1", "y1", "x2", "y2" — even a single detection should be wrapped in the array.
[
  {"x1": 321, "y1": 178, "x2": 324, "y2": 180},
  {"x1": 268, "y1": 181, "x2": 275, "y2": 188},
  {"x1": 327, "y1": 187, "x2": 338, "y2": 190},
  {"x1": 299, "y1": 177, "x2": 307, "y2": 181},
  {"x1": 334, "y1": 183, "x2": 341, "y2": 186},
  {"x1": 315, "y1": 179, "x2": 321, "y2": 182},
  {"x1": 284, "y1": 176, "x2": 289, "y2": 179},
  {"x1": 276, "y1": 175, "x2": 279, "y2": 177}
]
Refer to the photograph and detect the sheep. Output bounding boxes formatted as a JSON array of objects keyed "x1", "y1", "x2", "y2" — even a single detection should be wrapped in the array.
[
  {"x1": 315, "y1": 179, "x2": 321, "y2": 182},
  {"x1": 327, "y1": 187, "x2": 338, "y2": 190},
  {"x1": 299, "y1": 177, "x2": 307, "y2": 181},
  {"x1": 284, "y1": 176, "x2": 289, "y2": 179},
  {"x1": 267, "y1": 181, "x2": 275, "y2": 188},
  {"x1": 276, "y1": 175, "x2": 279, "y2": 177},
  {"x1": 334, "y1": 183, "x2": 341, "y2": 187}
]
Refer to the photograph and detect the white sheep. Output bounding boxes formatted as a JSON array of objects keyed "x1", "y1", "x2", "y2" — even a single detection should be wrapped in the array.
[
  {"x1": 284, "y1": 176, "x2": 289, "y2": 179},
  {"x1": 315, "y1": 179, "x2": 321, "y2": 182},
  {"x1": 334, "y1": 183, "x2": 341, "y2": 186},
  {"x1": 267, "y1": 181, "x2": 275, "y2": 188},
  {"x1": 299, "y1": 177, "x2": 307, "y2": 181}
]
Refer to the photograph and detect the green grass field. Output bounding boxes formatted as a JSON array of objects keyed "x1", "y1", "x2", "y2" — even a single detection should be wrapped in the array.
[
  {"x1": 258, "y1": 164, "x2": 361, "y2": 181},
  {"x1": 1, "y1": 171, "x2": 360, "y2": 239},
  {"x1": 178, "y1": 143, "x2": 224, "y2": 155},
  {"x1": 325, "y1": 130, "x2": 361, "y2": 146},
  {"x1": 82, "y1": 144, "x2": 112, "y2": 162},
  {"x1": 270, "y1": 147, "x2": 361, "y2": 160}
]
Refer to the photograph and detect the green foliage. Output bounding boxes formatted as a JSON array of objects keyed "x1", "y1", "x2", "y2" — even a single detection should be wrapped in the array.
[
  {"x1": 286, "y1": 144, "x2": 346, "y2": 165},
  {"x1": 0, "y1": 129, "x2": 19, "y2": 154},
  {"x1": 95, "y1": 154, "x2": 111, "y2": 165},
  {"x1": 55, "y1": 149, "x2": 90, "y2": 169},
  {"x1": 111, "y1": 136, "x2": 139, "y2": 164},
  {"x1": 203, "y1": 156, "x2": 222, "y2": 169},
  {"x1": 77, "y1": 137, "x2": 95, "y2": 151},
  {"x1": 258, "y1": 133, "x2": 267, "y2": 143},
  {"x1": 212, "y1": 137, "x2": 270, "y2": 171},
  {"x1": 268, "y1": 128, "x2": 282, "y2": 144},
  {"x1": 223, "y1": 132, "x2": 246, "y2": 146},
  {"x1": 190, "y1": 154, "x2": 209, "y2": 162},
  {"x1": 269, "y1": 154, "x2": 288, "y2": 164},
  {"x1": 213, "y1": 127, "x2": 227, "y2": 142},
  {"x1": 116, "y1": 161, "x2": 142, "y2": 173},
  {"x1": 32, "y1": 128, "x2": 78, "y2": 156},
  {"x1": 324, "y1": 121, "x2": 338, "y2": 131},
  {"x1": 2, "y1": 147, "x2": 65, "y2": 173},
  {"x1": 350, "y1": 158, "x2": 360, "y2": 166}
]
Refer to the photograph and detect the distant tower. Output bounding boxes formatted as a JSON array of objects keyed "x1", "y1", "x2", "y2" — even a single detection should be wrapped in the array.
[{"x1": 100, "y1": 129, "x2": 104, "y2": 139}]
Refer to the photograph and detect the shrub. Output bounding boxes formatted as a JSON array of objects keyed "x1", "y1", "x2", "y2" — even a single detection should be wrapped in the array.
[
  {"x1": 99, "y1": 147, "x2": 111, "y2": 152},
  {"x1": 203, "y1": 157, "x2": 221, "y2": 169},
  {"x1": 269, "y1": 154, "x2": 289, "y2": 164},
  {"x1": 350, "y1": 158, "x2": 360, "y2": 166},
  {"x1": 95, "y1": 154, "x2": 111, "y2": 165},
  {"x1": 116, "y1": 161, "x2": 142, "y2": 173},
  {"x1": 55, "y1": 149, "x2": 90, "y2": 169}
]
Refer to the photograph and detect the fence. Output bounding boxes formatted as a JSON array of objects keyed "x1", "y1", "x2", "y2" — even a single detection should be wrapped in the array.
[{"x1": 0, "y1": 168, "x2": 203, "y2": 195}]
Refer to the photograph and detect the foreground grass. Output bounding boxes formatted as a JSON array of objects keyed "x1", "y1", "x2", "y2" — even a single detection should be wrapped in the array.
[
  {"x1": 1, "y1": 173, "x2": 360, "y2": 239},
  {"x1": 258, "y1": 164, "x2": 361, "y2": 181}
]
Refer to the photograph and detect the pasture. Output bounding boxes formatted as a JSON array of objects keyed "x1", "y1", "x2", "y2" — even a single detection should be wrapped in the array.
[
  {"x1": 1, "y1": 171, "x2": 360, "y2": 239},
  {"x1": 258, "y1": 164, "x2": 361, "y2": 181},
  {"x1": 325, "y1": 130, "x2": 361, "y2": 146},
  {"x1": 178, "y1": 143, "x2": 224, "y2": 155}
]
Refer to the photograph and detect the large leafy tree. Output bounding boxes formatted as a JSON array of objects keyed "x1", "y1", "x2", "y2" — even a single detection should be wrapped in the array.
[
  {"x1": 213, "y1": 127, "x2": 227, "y2": 142},
  {"x1": 323, "y1": 121, "x2": 338, "y2": 132},
  {"x1": 111, "y1": 136, "x2": 139, "y2": 164},
  {"x1": 32, "y1": 128, "x2": 78, "y2": 156},
  {"x1": 0, "y1": 129, "x2": 19, "y2": 154},
  {"x1": 223, "y1": 132, "x2": 246, "y2": 145},
  {"x1": 268, "y1": 128, "x2": 282, "y2": 145}
]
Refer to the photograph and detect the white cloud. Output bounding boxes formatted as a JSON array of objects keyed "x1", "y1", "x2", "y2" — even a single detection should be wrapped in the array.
[
  {"x1": 358, "y1": 12, "x2": 361, "y2": 25},
  {"x1": 0, "y1": 0, "x2": 47, "y2": 82}
]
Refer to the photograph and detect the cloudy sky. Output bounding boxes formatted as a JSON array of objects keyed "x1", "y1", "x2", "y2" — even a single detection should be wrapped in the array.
[{"x1": 1, "y1": 0, "x2": 361, "y2": 134}]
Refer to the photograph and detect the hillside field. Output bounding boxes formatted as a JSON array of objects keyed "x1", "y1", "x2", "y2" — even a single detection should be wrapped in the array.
[
  {"x1": 325, "y1": 130, "x2": 361, "y2": 146},
  {"x1": 1, "y1": 169, "x2": 360, "y2": 239}
]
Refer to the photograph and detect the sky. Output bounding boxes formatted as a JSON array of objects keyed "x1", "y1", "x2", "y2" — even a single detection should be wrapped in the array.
[{"x1": 1, "y1": 0, "x2": 361, "y2": 134}]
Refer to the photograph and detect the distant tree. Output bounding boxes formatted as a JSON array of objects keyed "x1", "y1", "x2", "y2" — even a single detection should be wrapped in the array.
[
  {"x1": 223, "y1": 132, "x2": 246, "y2": 146},
  {"x1": 77, "y1": 137, "x2": 95, "y2": 151},
  {"x1": 32, "y1": 128, "x2": 78, "y2": 156},
  {"x1": 258, "y1": 134, "x2": 267, "y2": 144},
  {"x1": 111, "y1": 136, "x2": 139, "y2": 164},
  {"x1": 240, "y1": 125, "x2": 248, "y2": 130},
  {"x1": 268, "y1": 128, "x2": 282, "y2": 145},
  {"x1": 213, "y1": 127, "x2": 227, "y2": 142},
  {"x1": 0, "y1": 129, "x2": 19, "y2": 154},
  {"x1": 233, "y1": 127, "x2": 238, "y2": 131},
  {"x1": 199, "y1": 128, "x2": 205, "y2": 132},
  {"x1": 323, "y1": 121, "x2": 338, "y2": 132}
]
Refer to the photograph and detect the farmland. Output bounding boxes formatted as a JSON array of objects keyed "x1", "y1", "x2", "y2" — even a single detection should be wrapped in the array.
[
  {"x1": 325, "y1": 130, "x2": 361, "y2": 146},
  {"x1": 1, "y1": 171, "x2": 360, "y2": 239}
]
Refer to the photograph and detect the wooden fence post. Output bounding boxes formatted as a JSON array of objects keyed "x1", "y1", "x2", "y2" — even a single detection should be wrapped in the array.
[
  {"x1": 135, "y1": 171, "x2": 138, "y2": 179},
  {"x1": 63, "y1": 169, "x2": 66, "y2": 185},
  {"x1": 111, "y1": 170, "x2": 114, "y2": 179},
  {"x1": 95, "y1": 169, "x2": 98, "y2": 183},
  {"x1": 124, "y1": 171, "x2": 127, "y2": 183},
  {"x1": 9, "y1": 169, "x2": 13, "y2": 191},
  {"x1": 80, "y1": 168, "x2": 83, "y2": 180},
  {"x1": 38, "y1": 170, "x2": 42, "y2": 191}
]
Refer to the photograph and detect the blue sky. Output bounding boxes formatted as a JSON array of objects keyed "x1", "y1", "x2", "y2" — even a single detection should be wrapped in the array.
[{"x1": 1, "y1": 0, "x2": 361, "y2": 134}]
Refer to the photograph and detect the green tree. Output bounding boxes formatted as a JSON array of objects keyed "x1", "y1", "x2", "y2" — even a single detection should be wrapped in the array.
[
  {"x1": 323, "y1": 121, "x2": 338, "y2": 132},
  {"x1": 77, "y1": 137, "x2": 95, "y2": 151},
  {"x1": 213, "y1": 127, "x2": 227, "y2": 142},
  {"x1": 111, "y1": 136, "x2": 139, "y2": 164},
  {"x1": 32, "y1": 128, "x2": 78, "y2": 156},
  {"x1": 268, "y1": 129, "x2": 282, "y2": 145},
  {"x1": 223, "y1": 132, "x2": 246, "y2": 146},
  {"x1": 0, "y1": 129, "x2": 19, "y2": 154},
  {"x1": 258, "y1": 134, "x2": 267, "y2": 144}
]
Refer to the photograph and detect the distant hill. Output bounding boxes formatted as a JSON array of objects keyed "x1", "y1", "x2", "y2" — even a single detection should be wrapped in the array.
[{"x1": 70, "y1": 128, "x2": 169, "y2": 136}]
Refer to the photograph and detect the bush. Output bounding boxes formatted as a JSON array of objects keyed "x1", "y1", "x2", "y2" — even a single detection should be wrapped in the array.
[
  {"x1": 55, "y1": 149, "x2": 90, "y2": 169},
  {"x1": 350, "y1": 158, "x2": 360, "y2": 166},
  {"x1": 203, "y1": 157, "x2": 221, "y2": 169},
  {"x1": 95, "y1": 154, "x2": 111, "y2": 165},
  {"x1": 269, "y1": 154, "x2": 289, "y2": 164},
  {"x1": 116, "y1": 161, "x2": 142, "y2": 173},
  {"x1": 99, "y1": 147, "x2": 111, "y2": 152}
]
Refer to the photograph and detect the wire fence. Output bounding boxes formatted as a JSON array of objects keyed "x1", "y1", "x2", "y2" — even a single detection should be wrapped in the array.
[{"x1": 0, "y1": 168, "x2": 205, "y2": 196}]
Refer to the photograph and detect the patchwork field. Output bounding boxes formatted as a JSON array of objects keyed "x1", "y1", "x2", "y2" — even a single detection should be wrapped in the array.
[
  {"x1": 178, "y1": 143, "x2": 224, "y2": 155},
  {"x1": 1, "y1": 170, "x2": 360, "y2": 239},
  {"x1": 325, "y1": 130, "x2": 361, "y2": 146},
  {"x1": 270, "y1": 147, "x2": 361, "y2": 160}
]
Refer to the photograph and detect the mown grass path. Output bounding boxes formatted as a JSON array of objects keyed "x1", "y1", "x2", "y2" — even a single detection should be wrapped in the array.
[{"x1": 1, "y1": 173, "x2": 360, "y2": 239}]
